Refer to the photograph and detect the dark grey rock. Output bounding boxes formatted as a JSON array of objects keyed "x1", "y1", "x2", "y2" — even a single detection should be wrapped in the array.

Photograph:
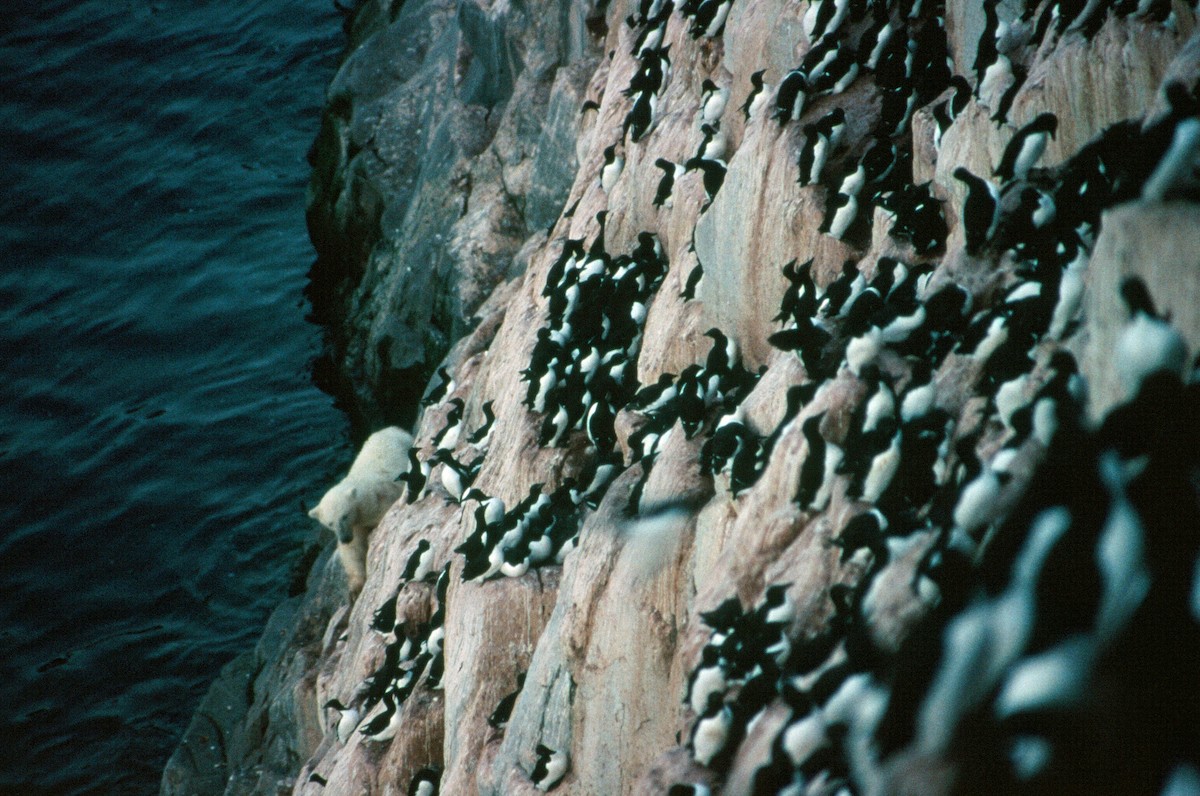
[
  {"x1": 307, "y1": 0, "x2": 598, "y2": 430},
  {"x1": 161, "y1": 547, "x2": 344, "y2": 796}
]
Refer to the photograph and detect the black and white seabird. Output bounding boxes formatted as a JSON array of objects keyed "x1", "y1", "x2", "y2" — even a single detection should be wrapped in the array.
[
  {"x1": 974, "y1": 0, "x2": 1012, "y2": 105},
  {"x1": 811, "y1": 46, "x2": 859, "y2": 96},
  {"x1": 859, "y1": 133, "x2": 896, "y2": 187},
  {"x1": 687, "y1": 646, "x2": 729, "y2": 714},
  {"x1": 703, "y1": 327, "x2": 737, "y2": 376},
  {"x1": 466, "y1": 400, "x2": 497, "y2": 447},
  {"x1": 398, "y1": 446, "x2": 429, "y2": 503},
  {"x1": 819, "y1": 259, "x2": 863, "y2": 318},
  {"x1": 860, "y1": 6, "x2": 894, "y2": 71},
  {"x1": 323, "y1": 698, "x2": 361, "y2": 743},
  {"x1": 1143, "y1": 118, "x2": 1200, "y2": 201},
  {"x1": 1047, "y1": 246, "x2": 1088, "y2": 340},
  {"x1": 585, "y1": 399, "x2": 617, "y2": 454},
  {"x1": 402, "y1": 539, "x2": 436, "y2": 582},
  {"x1": 995, "y1": 112, "x2": 1058, "y2": 183},
  {"x1": 860, "y1": 430, "x2": 902, "y2": 504},
  {"x1": 797, "y1": 124, "x2": 827, "y2": 186},
  {"x1": 685, "y1": 156, "x2": 727, "y2": 209},
  {"x1": 488, "y1": 672, "x2": 527, "y2": 729},
  {"x1": 932, "y1": 75, "x2": 972, "y2": 152},
  {"x1": 803, "y1": 0, "x2": 851, "y2": 41},
  {"x1": 422, "y1": 367, "x2": 455, "y2": 407},
  {"x1": 625, "y1": 91, "x2": 658, "y2": 142},
  {"x1": 600, "y1": 144, "x2": 624, "y2": 193},
  {"x1": 653, "y1": 158, "x2": 683, "y2": 208},
  {"x1": 758, "y1": 583, "x2": 796, "y2": 626},
  {"x1": 768, "y1": 315, "x2": 831, "y2": 377},
  {"x1": 774, "y1": 258, "x2": 817, "y2": 323},
  {"x1": 695, "y1": 122, "x2": 727, "y2": 160},
  {"x1": 406, "y1": 768, "x2": 441, "y2": 796},
  {"x1": 952, "y1": 447, "x2": 1019, "y2": 542},
  {"x1": 700, "y1": 79, "x2": 729, "y2": 123},
  {"x1": 538, "y1": 400, "x2": 573, "y2": 448},
  {"x1": 741, "y1": 70, "x2": 768, "y2": 121},
  {"x1": 371, "y1": 592, "x2": 399, "y2": 634},
  {"x1": 774, "y1": 69, "x2": 808, "y2": 123},
  {"x1": 822, "y1": 189, "x2": 858, "y2": 240},
  {"x1": 953, "y1": 167, "x2": 999, "y2": 255},
  {"x1": 433, "y1": 398, "x2": 465, "y2": 452},
  {"x1": 797, "y1": 413, "x2": 842, "y2": 511},
  {"x1": 632, "y1": 16, "x2": 667, "y2": 56},
  {"x1": 359, "y1": 690, "x2": 401, "y2": 741},
  {"x1": 858, "y1": 367, "x2": 896, "y2": 436},
  {"x1": 832, "y1": 508, "x2": 888, "y2": 563},
  {"x1": 900, "y1": 360, "x2": 936, "y2": 423},
  {"x1": 1115, "y1": 276, "x2": 1188, "y2": 398},
  {"x1": 696, "y1": 0, "x2": 733, "y2": 36},
  {"x1": 803, "y1": 108, "x2": 848, "y2": 186},
  {"x1": 531, "y1": 743, "x2": 569, "y2": 790},
  {"x1": 691, "y1": 693, "x2": 734, "y2": 767},
  {"x1": 433, "y1": 449, "x2": 481, "y2": 502},
  {"x1": 877, "y1": 84, "x2": 917, "y2": 138},
  {"x1": 667, "y1": 785, "x2": 712, "y2": 796}
]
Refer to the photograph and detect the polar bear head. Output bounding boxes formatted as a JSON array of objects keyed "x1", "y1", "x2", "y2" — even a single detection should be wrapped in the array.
[
  {"x1": 308, "y1": 481, "x2": 362, "y2": 544},
  {"x1": 308, "y1": 477, "x2": 402, "y2": 545}
]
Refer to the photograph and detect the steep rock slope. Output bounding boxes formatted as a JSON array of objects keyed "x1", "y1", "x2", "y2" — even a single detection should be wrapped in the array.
[
  {"x1": 167, "y1": 0, "x2": 1200, "y2": 793},
  {"x1": 305, "y1": 0, "x2": 603, "y2": 428}
]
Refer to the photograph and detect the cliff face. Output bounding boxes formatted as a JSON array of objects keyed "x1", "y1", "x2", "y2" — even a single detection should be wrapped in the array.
[
  {"x1": 167, "y1": 0, "x2": 1200, "y2": 793},
  {"x1": 304, "y1": 0, "x2": 600, "y2": 428}
]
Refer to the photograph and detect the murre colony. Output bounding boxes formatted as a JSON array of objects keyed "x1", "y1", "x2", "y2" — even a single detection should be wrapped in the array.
[{"x1": 299, "y1": 0, "x2": 1200, "y2": 792}]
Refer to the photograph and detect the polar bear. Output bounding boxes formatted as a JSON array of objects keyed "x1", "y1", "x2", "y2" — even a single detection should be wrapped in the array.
[{"x1": 308, "y1": 426, "x2": 413, "y2": 596}]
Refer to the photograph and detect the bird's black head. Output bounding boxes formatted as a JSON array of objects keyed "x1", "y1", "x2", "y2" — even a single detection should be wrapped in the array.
[
  {"x1": 1048, "y1": 349, "x2": 1078, "y2": 374},
  {"x1": 859, "y1": 363, "x2": 883, "y2": 383},
  {"x1": 787, "y1": 382, "x2": 819, "y2": 411},
  {"x1": 764, "y1": 582, "x2": 792, "y2": 602},
  {"x1": 1164, "y1": 80, "x2": 1200, "y2": 121},
  {"x1": 909, "y1": 357, "x2": 933, "y2": 382},
  {"x1": 1032, "y1": 112, "x2": 1058, "y2": 137},
  {"x1": 1120, "y1": 276, "x2": 1157, "y2": 318}
]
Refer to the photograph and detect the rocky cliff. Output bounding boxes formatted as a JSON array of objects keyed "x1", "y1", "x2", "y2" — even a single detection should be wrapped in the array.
[{"x1": 165, "y1": 0, "x2": 1200, "y2": 793}]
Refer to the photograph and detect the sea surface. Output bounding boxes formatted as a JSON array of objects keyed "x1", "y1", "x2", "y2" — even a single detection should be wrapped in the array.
[{"x1": 0, "y1": 1, "x2": 353, "y2": 792}]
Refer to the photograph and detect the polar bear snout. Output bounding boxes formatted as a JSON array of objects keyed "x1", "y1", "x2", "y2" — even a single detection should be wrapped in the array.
[{"x1": 334, "y1": 514, "x2": 354, "y2": 545}]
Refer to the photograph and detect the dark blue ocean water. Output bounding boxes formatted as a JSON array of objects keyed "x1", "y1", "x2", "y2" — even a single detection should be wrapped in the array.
[{"x1": 0, "y1": 1, "x2": 352, "y2": 792}]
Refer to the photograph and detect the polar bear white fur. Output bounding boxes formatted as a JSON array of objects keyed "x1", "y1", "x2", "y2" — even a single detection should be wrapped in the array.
[{"x1": 308, "y1": 426, "x2": 413, "y2": 596}]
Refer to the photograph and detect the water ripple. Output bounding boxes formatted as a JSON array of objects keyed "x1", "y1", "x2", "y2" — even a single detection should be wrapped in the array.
[{"x1": 0, "y1": 0, "x2": 349, "y2": 792}]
